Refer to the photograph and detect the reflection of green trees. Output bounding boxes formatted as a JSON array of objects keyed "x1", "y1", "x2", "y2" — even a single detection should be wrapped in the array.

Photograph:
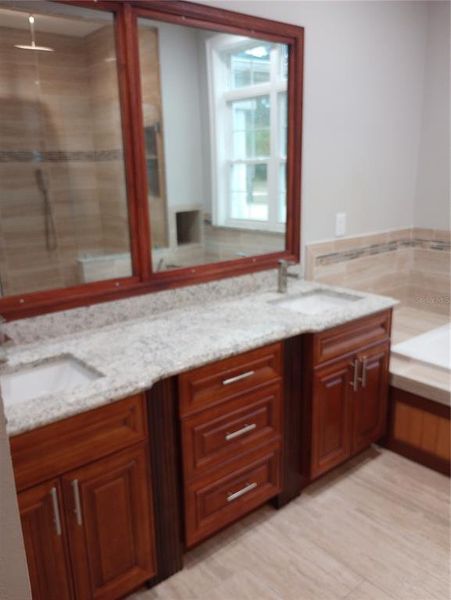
[{"x1": 248, "y1": 164, "x2": 267, "y2": 205}]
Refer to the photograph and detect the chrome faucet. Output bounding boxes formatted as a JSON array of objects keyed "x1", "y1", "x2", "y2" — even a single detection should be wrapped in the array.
[
  {"x1": 0, "y1": 315, "x2": 8, "y2": 364},
  {"x1": 278, "y1": 259, "x2": 299, "y2": 293}
]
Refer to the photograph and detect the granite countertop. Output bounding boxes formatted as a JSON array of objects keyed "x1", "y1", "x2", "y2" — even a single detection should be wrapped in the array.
[{"x1": 2, "y1": 280, "x2": 397, "y2": 436}]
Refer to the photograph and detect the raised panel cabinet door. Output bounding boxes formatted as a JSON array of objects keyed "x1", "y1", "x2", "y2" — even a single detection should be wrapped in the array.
[
  {"x1": 62, "y1": 444, "x2": 157, "y2": 600},
  {"x1": 311, "y1": 359, "x2": 352, "y2": 479},
  {"x1": 352, "y1": 342, "x2": 390, "y2": 454},
  {"x1": 18, "y1": 480, "x2": 73, "y2": 600}
]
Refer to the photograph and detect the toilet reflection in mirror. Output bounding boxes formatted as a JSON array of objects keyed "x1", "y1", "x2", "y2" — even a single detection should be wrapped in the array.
[{"x1": 137, "y1": 18, "x2": 289, "y2": 272}]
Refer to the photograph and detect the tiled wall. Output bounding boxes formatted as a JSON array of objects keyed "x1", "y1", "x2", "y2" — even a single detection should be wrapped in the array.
[
  {"x1": 0, "y1": 24, "x2": 130, "y2": 297},
  {"x1": 305, "y1": 228, "x2": 450, "y2": 315}
]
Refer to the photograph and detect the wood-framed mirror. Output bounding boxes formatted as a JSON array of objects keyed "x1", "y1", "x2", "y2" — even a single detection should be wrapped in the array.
[{"x1": 0, "y1": 0, "x2": 303, "y2": 319}]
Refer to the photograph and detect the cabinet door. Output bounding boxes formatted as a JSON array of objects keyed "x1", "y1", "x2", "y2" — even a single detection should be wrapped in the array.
[
  {"x1": 311, "y1": 359, "x2": 352, "y2": 478},
  {"x1": 352, "y1": 342, "x2": 390, "y2": 453},
  {"x1": 18, "y1": 480, "x2": 73, "y2": 600},
  {"x1": 62, "y1": 444, "x2": 156, "y2": 600}
]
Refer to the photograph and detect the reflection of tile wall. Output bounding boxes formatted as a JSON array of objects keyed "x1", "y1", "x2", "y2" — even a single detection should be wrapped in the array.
[
  {"x1": 305, "y1": 228, "x2": 450, "y2": 315},
  {"x1": 86, "y1": 26, "x2": 130, "y2": 255},
  {"x1": 0, "y1": 24, "x2": 130, "y2": 296}
]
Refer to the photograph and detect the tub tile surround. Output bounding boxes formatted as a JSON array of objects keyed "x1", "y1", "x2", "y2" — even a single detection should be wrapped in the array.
[
  {"x1": 2, "y1": 278, "x2": 397, "y2": 436},
  {"x1": 305, "y1": 228, "x2": 450, "y2": 315}
]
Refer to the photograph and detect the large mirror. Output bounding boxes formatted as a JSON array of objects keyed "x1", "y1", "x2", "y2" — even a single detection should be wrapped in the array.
[
  {"x1": 137, "y1": 18, "x2": 289, "y2": 272},
  {"x1": 0, "y1": 0, "x2": 302, "y2": 317}
]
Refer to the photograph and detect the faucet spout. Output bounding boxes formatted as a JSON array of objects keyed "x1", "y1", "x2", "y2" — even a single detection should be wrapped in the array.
[
  {"x1": 0, "y1": 315, "x2": 8, "y2": 364},
  {"x1": 277, "y1": 259, "x2": 299, "y2": 293}
]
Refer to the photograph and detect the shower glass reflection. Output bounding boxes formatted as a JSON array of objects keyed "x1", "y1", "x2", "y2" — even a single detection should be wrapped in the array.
[{"x1": 0, "y1": 1, "x2": 132, "y2": 297}]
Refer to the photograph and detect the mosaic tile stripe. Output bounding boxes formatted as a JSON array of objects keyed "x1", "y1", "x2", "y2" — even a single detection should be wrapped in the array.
[
  {"x1": 0, "y1": 149, "x2": 123, "y2": 163},
  {"x1": 317, "y1": 238, "x2": 450, "y2": 266}
]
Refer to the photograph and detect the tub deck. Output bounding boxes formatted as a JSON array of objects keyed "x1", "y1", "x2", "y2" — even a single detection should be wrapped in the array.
[{"x1": 390, "y1": 306, "x2": 450, "y2": 406}]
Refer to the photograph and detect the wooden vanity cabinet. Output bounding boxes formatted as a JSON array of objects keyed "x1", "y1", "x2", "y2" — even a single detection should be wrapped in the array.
[
  {"x1": 11, "y1": 394, "x2": 157, "y2": 600},
  {"x1": 18, "y1": 480, "x2": 73, "y2": 600},
  {"x1": 179, "y1": 343, "x2": 283, "y2": 547},
  {"x1": 305, "y1": 310, "x2": 392, "y2": 480}
]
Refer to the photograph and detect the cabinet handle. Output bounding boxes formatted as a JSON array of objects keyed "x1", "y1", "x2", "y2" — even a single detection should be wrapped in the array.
[
  {"x1": 71, "y1": 479, "x2": 83, "y2": 526},
  {"x1": 359, "y1": 357, "x2": 368, "y2": 388},
  {"x1": 50, "y1": 487, "x2": 62, "y2": 536},
  {"x1": 225, "y1": 423, "x2": 256, "y2": 441},
  {"x1": 222, "y1": 370, "x2": 255, "y2": 386},
  {"x1": 350, "y1": 359, "x2": 360, "y2": 390},
  {"x1": 227, "y1": 481, "x2": 257, "y2": 503}
]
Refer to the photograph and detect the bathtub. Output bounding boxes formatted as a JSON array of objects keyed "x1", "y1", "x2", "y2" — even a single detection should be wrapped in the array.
[{"x1": 392, "y1": 323, "x2": 451, "y2": 371}]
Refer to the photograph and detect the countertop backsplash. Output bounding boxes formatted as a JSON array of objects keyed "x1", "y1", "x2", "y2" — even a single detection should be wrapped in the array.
[{"x1": 4, "y1": 269, "x2": 281, "y2": 346}]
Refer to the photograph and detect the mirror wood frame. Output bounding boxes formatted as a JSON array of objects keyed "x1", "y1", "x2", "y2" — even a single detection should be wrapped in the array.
[{"x1": 0, "y1": 0, "x2": 303, "y2": 320}]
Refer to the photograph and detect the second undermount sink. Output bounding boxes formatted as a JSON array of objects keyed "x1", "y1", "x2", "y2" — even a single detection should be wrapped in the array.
[
  {"x1": 271, "y1": 289, "x2": 361, "y2": 315},
  {"x1": 0, "y1": 356, "x2": 102, "y2": 407}
]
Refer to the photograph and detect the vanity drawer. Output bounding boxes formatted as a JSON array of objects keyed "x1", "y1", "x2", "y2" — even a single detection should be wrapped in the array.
[
  {"x1": 312, "y1": 310, "x2": 392, "y2": 366},
  {"x1": 11, "y1": 394, "x2": 147, "y2": 491},
  {"x1": 185, "y1": 444, "x2": 281, "y2": 547},
  {"x1": 179, "y1": 342, "x2": 282, "y2": 416},
  {"x1": 182, "y1": 384, "x2": 282, "y2": 480}
]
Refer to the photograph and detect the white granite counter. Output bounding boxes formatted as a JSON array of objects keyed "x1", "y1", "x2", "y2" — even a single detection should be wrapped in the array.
[{"x1": 2, "y1": 280, "x2": 397, "y2": 436}]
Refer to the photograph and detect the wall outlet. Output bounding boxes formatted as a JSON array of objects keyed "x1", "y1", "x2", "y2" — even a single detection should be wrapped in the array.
[{"x1": 335, "y1": 212, "x2": 346, "y2": 237}]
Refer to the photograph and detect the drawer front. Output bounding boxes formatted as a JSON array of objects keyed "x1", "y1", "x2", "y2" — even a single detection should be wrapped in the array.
[
  {"x1": 312, "y1": 310, "x2": 391, "y2": 366},
  {"x1": 11, "y1": 394, "x2": 147, "y2": 491},
  {"x1": 182, "y1": 384, "x2": 282, "y2": 480},
  {"x1": 185, "y1": 444, "x2": 281, "y2": 547},
  {"x1": 179, "y1": 342, "x2": 282, "y2": 416}
]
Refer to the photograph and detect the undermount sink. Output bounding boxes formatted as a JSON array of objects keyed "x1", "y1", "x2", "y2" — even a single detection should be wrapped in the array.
[
  {"x1": 0, "y1": 356, "x2": 101, "y2": 406},
  {"x1": 271, "y1": 289, "x2": 361, "y2": 315}
]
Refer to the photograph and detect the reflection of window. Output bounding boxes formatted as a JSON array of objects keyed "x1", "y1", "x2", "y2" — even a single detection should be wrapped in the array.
[
  {"x1": 230, "y1": 44, "x2": 271, "y2": 88},
  {"x1": 207, "y1": 36, "x2": 288, "y2": 231}
]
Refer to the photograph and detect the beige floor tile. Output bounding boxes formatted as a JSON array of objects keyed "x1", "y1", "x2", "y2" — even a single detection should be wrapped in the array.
[
  {"x1": 344, "y1": 579, "x2": 397, "y2": 600},
  {"x1": 131, "y1": 449, "x2": 450, "y2": 600}
]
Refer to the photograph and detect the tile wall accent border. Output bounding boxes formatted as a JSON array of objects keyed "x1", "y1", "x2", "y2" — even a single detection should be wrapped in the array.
[
  {"x1": 0, "y1": 150, "x2": 123, "y2": 163},
  {"x1": 316, "y1": 236, "x2": 450, "y2": 266}
]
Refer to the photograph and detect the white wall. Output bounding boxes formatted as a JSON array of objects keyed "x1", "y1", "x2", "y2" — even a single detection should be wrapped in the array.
[
  {"x1": 157, "y1": 22, "x2": 207, "y2": 208},
  {"x1": 0, "y1": 396, "x2": 31, "y2": 600},
  {"x1": 414, "y1": 1, "x2": 450, "y2": 229},
  {"x1": 197, "y1": 0, "x2": 435, "y2": 254}
]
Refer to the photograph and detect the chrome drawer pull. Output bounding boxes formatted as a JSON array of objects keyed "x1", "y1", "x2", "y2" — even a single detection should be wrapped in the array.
[
  {"x1": 227, "y1": 482, "x2": 257, "y2": 502},
  {"x1": 359, "y1": 357, "x2": 368, "y2": 388},
  {"x1": 222, "y1": 370, "x2": 255, "y2": 386},
  {"x1": 225, "y1": 423, "x2": 256, "y2": 441},
  {"x1": 50, "y1": 487, "x2": 62, "y2": 536},
  {"x1": 71, "y1": 479, "x2": 83, "y2": 526},
  {"x1": 350, "y1": 359, "x2": 360, "y2": 390}
]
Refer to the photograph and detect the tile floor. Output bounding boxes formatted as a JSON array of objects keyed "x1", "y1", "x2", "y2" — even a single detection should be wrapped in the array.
[{"x1": 130, "y1": 448, "x2": 450, "y2": 600}]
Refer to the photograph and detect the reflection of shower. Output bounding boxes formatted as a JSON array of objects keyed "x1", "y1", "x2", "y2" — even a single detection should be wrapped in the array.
[
  {"x1": 14, "y1": 15, "x2": 54, "y2": 52},
  {"x1": 35, "y1": 169, "x2": 57, "y2": 251}
]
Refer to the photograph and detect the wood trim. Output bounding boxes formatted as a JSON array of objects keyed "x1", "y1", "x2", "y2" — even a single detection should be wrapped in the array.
[
  {"x1": 386, "y1": 439, "x2": 450, "y2": 477},
  {"x1": 146, "y1": 380, "x2": 184, "y2": 585},
  {"x1": 1, "y1": 0, "x2": 304, "y2": 321},
  {"x1": 385, "y1": 386, "x2": 450, "y2": 476},
  {"x1": 272, "y1": 336, "x2": 303, "y2": 508},
  {"x1": 116, "y1": 2, "x2": 152, "y2": 280},
  {"x1": 132, "y1": 1, "x2": 303, "y2": 40},
  {"x1": 389, "y1": 387, "x2": 450, "y2": 419}
]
